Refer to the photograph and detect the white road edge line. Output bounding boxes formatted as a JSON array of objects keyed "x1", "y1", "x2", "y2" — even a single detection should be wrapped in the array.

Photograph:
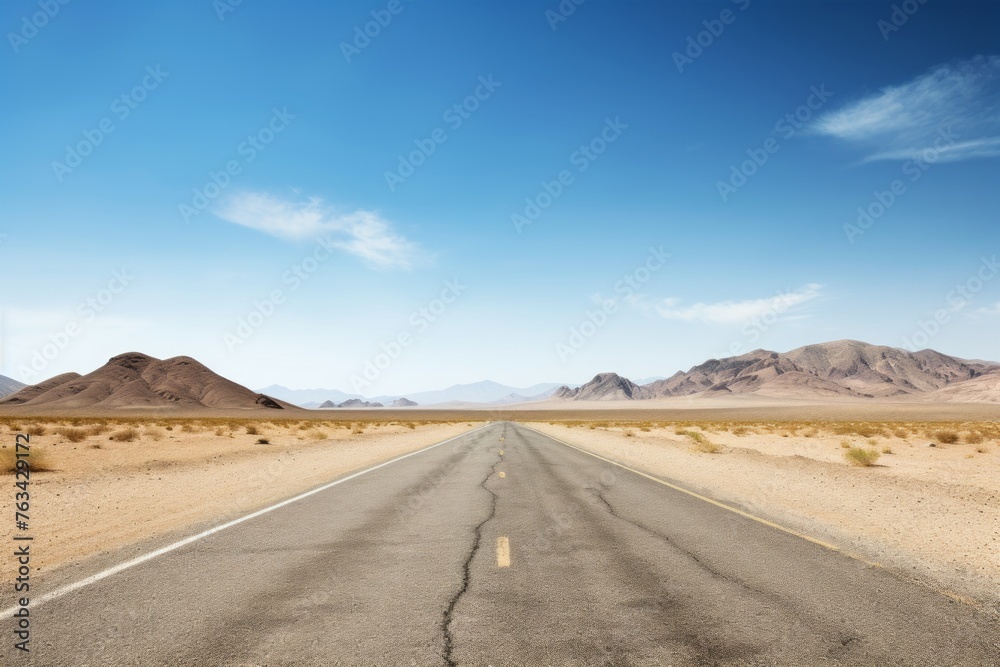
[
  {"x1": 517, "y1": 423, "x2": 842, "y2": 552},
  {"x1": 3, "y1": 422, "x2": 494, "y2": 617}
]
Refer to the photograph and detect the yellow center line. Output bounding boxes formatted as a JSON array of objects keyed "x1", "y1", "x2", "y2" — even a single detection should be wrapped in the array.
[{"x1": 496, "y1": 536, "x2": 511, "y2": 568}]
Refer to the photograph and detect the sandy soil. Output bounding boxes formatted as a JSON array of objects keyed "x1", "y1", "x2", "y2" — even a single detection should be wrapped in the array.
[
  {"x1": 527, "y1": 420, "x2": 1000, "y2": 607},
  {"x1": 0, "y1": 419, "x2": 479, "y2": 572}
]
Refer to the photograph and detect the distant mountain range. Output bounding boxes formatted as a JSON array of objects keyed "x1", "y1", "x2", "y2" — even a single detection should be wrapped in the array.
[
  {"x1": 553, "y1": 340, "x2": 1000, "y2": 403},
  {"x1": 1, "y1": 352, "x2": 291, "y2": 411},
  {"x1": 0, "y1": 374, "x2": 26, "y2": 399},
  {"x1": 259, "y1": 380, "x2": 566, "y2": 408},
  {"x1": 4, "y1": 340, "x2": 997, "y2": 413}
]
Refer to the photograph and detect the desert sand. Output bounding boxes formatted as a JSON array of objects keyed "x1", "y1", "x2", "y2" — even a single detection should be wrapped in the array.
[
  {"x1": 0, "y1": 418, "x2": 479, "y2": 573},
  {"x1": 4, "y1": 401, "x2": 999, "y2": 613}
]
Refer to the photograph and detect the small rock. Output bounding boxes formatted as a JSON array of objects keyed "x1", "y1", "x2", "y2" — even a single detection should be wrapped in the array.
[{"x1": 928, "y1": 443, "x2": 936, "y2": 447}]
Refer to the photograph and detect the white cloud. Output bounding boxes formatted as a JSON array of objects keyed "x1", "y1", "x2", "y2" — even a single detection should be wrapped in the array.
[
  {"x1": 648, "y1": 284, "x2": 823, "y2": 324},
  {"x1": 814, "y1": 55, "x2": 1000, "y2": 162},
  {"x1": 213, "y1": 191, "x2": 423, "y2": 269},
  {"x1": 975, "y1": 302, "x2": 1000, "y2": 316}
]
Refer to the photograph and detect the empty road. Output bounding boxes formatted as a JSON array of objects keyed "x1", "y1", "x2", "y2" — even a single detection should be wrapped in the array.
[{"x1": 11, "y1": 422, "x2": 1000, "y2": 665}]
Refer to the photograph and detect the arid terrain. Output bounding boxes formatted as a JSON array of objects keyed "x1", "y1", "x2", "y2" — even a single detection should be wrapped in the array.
[
  {"x1": 0, "y1": 417, "x2": 478, "y2": 571},
  {"x1": 3, "y1": 404, "x2": 998, "y2": 612},
  {"x1": 528, "y1": 417, "x2": 1000, "y2": 607}
]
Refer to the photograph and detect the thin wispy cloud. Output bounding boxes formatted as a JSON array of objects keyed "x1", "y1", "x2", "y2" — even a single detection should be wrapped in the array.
[
  {"x1": 975, "y1": 302, "x2": 1000, "y2": 316},
  {"x1": 214, "y1": 191, "x2": 424, "y2": 269},
  {"x1": 645, "y1": 284, "x2": 823, "y2": 325},
  {"x1": 814, "y1": 55, "x2": 1000, "y2": 162}
]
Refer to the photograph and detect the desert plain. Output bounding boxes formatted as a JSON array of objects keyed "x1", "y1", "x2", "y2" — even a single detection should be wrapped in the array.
[{"x1": 2, "y1": 399, "x2": 998, "y2": 617}]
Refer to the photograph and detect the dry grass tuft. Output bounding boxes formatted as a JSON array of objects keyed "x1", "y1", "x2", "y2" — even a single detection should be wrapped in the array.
[
  {"x1": 55, "y1": 427, "x2": 90, "y2": 443},
  {"x1": 683, "y1": 431, "x2": 720, "y2": 454},
  {"x1": 963, "y1": 431, "x2": 984, "y2": 445},
  {"x1": 934, "y1": 430, "x2": 959, "y2": 445},
  {"x1": 109, "y1": 427, "x2": 140, "y2": 442},
  {"x1": 844, "y1": 447, "x2": 881, "y2": 467},
  {"x1": 0, "y1": 445, "x2": 55, "y2": 473}
]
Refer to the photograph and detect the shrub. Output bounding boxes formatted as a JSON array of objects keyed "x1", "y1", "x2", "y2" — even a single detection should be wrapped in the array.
[
  {"x1": 840, "y1": 440, "x2": 851, "y2": 449},
  {"x1": 245, "y1": 425, "x2": 259, "y2": 435},
  {"x1": 684, "y1": 431, "x2": 720, "y2": 453},
  {"x1": 56, "y1": 427, "x2": 89, "y2": 443},
  {"x1": 963, "y1": 431, "x2": 985, "y2": 445},
  {"x1": 308, "y1": 430, "x2": 328, "y2": 441},
  {"x1": 732, "y1": 426, "x2": 748, "y2": 436},
  {"x1": 26, "y1": 424, "x2": 47, "y2": 436},
  {"x1": 256, "y1": 438, "x2": 270, "y2": 445},
  {"x1": 934, "y1": 430, "x2": 959, "y2": 444},
  {"x1": 0, "y1": 445, "x2": 54, "y2": 473},
  {"x1": 844, "y1": 447, "x2": 881, "y2": 467},
  {"x1": 109, "y1": 428, "x2": 139, "y2": 442}
]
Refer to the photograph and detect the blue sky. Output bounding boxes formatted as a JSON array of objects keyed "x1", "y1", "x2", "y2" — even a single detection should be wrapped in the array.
[{"x1": 2, "y1": 0, "x2": 998, "y2": 394}]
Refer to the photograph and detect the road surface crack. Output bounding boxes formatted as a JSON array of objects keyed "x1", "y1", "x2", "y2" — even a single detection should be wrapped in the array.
[
  {"x1": 440, "y1": 452, "x2": 503, "y2": 666},
  {"x1": 595, "y1": 489, "x2": 769, "y2": 599}
]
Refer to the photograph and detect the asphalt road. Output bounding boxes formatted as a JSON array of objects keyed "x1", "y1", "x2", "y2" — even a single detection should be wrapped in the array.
[{"x1": 11, "y1": 422, "x2": 1000, "y2": 666}]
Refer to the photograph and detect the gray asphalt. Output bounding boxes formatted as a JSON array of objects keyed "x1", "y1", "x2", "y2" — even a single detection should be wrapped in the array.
[{"x1": 10, "y1": 422, "x2": 1000, "y2": 666}]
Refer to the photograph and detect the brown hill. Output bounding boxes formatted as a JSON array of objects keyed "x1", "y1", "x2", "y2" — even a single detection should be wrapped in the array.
[
  {"x1": 923, "y1": 373, "x2": 1000, "y2": 404},
  {"x1": 555, "y1": 341, "x2": 1000, "y2": 402},
  {"x1": 553, "y1": 373, "x2": 651, "y2": 401},
  {"x1": 0, "y1": 372, "x2": 81, "y2": 405},
  {"x1": 0, "y1": 353, "x2": 289, "y2": 411}
]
